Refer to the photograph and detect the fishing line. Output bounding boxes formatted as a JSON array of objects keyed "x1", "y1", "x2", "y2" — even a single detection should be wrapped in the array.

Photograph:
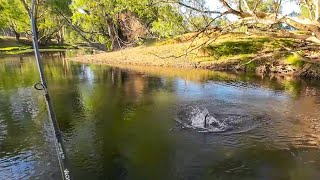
[{"x1": 30, "y1": 0, "x2": 72, "y2": 179}]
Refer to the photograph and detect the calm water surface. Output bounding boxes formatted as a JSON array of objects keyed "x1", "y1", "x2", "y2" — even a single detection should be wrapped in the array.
[{"x1": 1, "y1": 53, "x2": 320, "y2": 180}]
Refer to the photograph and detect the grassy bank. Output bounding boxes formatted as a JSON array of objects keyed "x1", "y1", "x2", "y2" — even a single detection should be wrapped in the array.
[
  {"x1": 69, "y1": 32, "x2": 318, "y2": 78},
  {"x1": 0, "y1": 36, "x2": 72, "y2": 55}
]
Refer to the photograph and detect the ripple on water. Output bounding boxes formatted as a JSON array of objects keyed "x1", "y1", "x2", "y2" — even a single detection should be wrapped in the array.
[
  {"x1": 0, "y1": 116, "x2": 8, "y2": 142},
  {"x1": 0, "y1": 151, "x2": 35, "y2": 180}
]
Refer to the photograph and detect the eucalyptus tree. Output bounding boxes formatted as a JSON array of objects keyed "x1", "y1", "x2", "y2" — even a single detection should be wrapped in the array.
[
  {"x1": 70, "y1": 0, "x2": 185, "y2": 50},
  {"x1": 0, "y1": 0, "x2": 29, "y2": 41},
  {"x1": 20, "y1": 0, "x2": 70, "y2": 44},
  {"x1": 0, "y1": 0, "x2": 69, "y2": 44},
  {"x1": 176, "y1": 0, "x2": 320, "y2": 44}
]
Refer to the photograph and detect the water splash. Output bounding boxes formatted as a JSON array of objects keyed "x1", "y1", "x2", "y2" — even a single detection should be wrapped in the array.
[
  {"x1": 175, "y1": 106, "x2": 260, "y2": 133},
  {"x1": 176, "y1": 106, "x2": 227, "y2": 132}
]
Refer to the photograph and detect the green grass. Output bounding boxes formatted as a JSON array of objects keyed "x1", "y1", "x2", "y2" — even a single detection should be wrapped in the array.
[
  {"x1": 100, "y1": 32, "x2": 303, "y2": 67},
  {"x1": 245, "y1": 61, "x2": 257, "y2": 71},
  {"x1": 285, "y1": 54, "x2": 304, "y2": 67},
  {"x1": 278, "y1": 39, "x2": 296, "y2": 47},
  {"x1": 0, "y1": 36, "x2": 73, "y2": 56},
  {"x1": 206, "y1": 38, "x2": 269, "y2": 58},
  {"x1": 0, "y1": 48, "x2": 68, "y2": 56},
  {"x1": 0, "y1": 46, "x2": 30, "y2": 51},
  {"x1": 141, "y1": 33, "x2": 299, "y2": 67}
]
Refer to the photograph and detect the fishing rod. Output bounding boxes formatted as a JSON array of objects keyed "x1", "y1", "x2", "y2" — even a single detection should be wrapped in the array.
[{"x1": 30, "y1": 0, "x2": 72, "y2": 179}]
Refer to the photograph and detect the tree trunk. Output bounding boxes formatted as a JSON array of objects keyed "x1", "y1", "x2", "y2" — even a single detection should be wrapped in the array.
[
  {"x1": 106, "y1": 17, "x2": 121, "y2": 50},
  {"x1": 59, "y1": 27, "x2": 65, "y2": 45},
  {"x1": 314, "y1": 0, "x2": 319, "y2": 20},
  {"x1": 2, "y1": 29, "x2": 6, "y2": 36},
  {"x1": 13, "y1": 30, "x2": 20, "y2": 41}
]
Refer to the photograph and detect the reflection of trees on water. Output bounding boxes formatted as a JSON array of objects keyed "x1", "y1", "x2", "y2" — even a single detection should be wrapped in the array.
[
  {"x1": 0, "y1": 52, "x2": 74, "y2": 90},
  {"x1": 113, "y1": 65, "x2": 320, "y2": 97},
  {"x1": 0, "y1": 54, "x2": 44, "y2": 154},
  {"x1": 48, "y1": 58, "x2": 320, "y2": 180},
  {"x1": 0, "y1": 56, "x2": 38, "y2": 90},
  {"x1": 0, "y1": 52, "x2": 80, "y2": 179},
  {"x1": 46, "y1": 64, "x2": 177, "y2": 179},
  {"x1": 2, "y1": 53, "x2": 320, "y2": 97},
  {"x1": 91, "y1": 68, "x2": 175, "y2": 180}
]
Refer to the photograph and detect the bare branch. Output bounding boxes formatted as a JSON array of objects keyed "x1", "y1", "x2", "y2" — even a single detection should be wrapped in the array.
[
  {"x1": 218, "y1": 0, "x2": 242, "y2": 16},
  {"x1": 238, "y1": 0, "x2": 243, "y2": 12},
  {"x1": 177, "y1": 1, "x2": 222, "y2": 14},
  {"x1": 274, "y1": 0, "x2": 282, "y2": 19},
  {"x1": 253, "y1": 0, "x2": 261, "y2": 12}
]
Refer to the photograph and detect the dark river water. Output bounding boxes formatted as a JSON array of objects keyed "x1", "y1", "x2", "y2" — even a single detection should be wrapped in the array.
[{"x1": 1, "y1": 52, "x2": 320, "y2": 180}]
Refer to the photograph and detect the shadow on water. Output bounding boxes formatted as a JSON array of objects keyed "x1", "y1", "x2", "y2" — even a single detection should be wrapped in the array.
[{"x1": 0, "y1": 52, "x2": 320, "y2": 179}]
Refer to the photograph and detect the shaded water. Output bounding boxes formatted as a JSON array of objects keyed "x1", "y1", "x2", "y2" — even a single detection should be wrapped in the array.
[{"x1": 1, "y1": 53, "x2": 320, "y2": 179}]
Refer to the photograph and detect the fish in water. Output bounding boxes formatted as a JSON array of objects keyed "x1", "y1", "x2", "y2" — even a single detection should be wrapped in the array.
[
  {"x1": 175, "y1": 106, "x2": 261, "y2": 133},
  {"x1": 176, "y1": 106, "x2": 227, "y2": 132},
  {"x1": 204, "y1": 114, "x2": 209, "y2": 128},
  {"x1": 203, "y1": 113, "x2": 225, "y2": 129}
]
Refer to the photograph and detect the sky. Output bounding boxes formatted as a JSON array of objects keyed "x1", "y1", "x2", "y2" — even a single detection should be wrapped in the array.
[{"x1": 204, "y1": 0, "x2": 301, "y2": 21}]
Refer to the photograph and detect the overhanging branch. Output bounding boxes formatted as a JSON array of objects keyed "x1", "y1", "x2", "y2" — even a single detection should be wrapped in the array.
[{"x1": 177, "y1": 1, "x2": 222, "y2": 14}]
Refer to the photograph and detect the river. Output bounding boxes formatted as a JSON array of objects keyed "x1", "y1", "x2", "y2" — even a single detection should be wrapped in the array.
[{"x1": 1, "y1": 52, "x2": 320, "y2": 180}]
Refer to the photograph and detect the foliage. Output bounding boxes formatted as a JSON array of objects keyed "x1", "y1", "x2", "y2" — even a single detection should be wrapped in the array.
[
  {"x1": 47, "y1": 0, "x2": 72, "y2": 15},
  {"x1": 0, "y1": 0, "x2": 319, "y2": 52},
  {"x1": 245, "y1": 0, "x2": 276, "y2": 12},
  {"x1": 212, "y1": 16, "x2": 229, "y2": 27},
  {"x1": 37, "y1": 6, "x2": 65, "y2": 44},
  {"x1": 150, "y1": 5, "x2": 185, "y2": 37},
  {"x1": 0, "y1": 0, "x2": 29, "y2": 36},
  {"x1": 70, "y1": 0, "x2": 185, "y2": 47},
  {"x1": 0, "y1": 0, "x2": 71, "y2": 44},
  {"x1": 245, "y1": 61, "x2": 257, "y2": 71},
  {"x1": 187, "y1": 15, "x2": 214, "y2": 31}
]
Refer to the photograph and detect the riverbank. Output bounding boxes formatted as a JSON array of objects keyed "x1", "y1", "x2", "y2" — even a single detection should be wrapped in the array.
[
  {"x1": 0, "y1": 36, "x2": 72, "y2": 56},
  {"x1": 70, "y1": 32, "x2": 320, "y2": 78}
]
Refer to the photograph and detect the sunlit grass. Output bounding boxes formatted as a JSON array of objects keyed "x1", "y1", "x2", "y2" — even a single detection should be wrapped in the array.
[
  {"x1": 285, "y1": 54, "x2": 304, "y2": 67},
  {"x1": 0, "y1": 36, "x2": 72, "y2": 55},
  {"x1": 71, "y1": 32, "x2": 303, "y2": 72},
  {"x1": 141, "y1": 32, "x2": 300, "y2": 65},
  {"x1": 0, "y1": 46, "x2": 30, "y2": 51},
  {"x1": 0, "y1": 48, "x2": 68, "y2": 56}
]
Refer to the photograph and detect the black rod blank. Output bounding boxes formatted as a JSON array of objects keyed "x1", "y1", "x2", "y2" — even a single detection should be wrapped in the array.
[{"x1": 30, "y1": 0, "x2": 72, "y2": 179}]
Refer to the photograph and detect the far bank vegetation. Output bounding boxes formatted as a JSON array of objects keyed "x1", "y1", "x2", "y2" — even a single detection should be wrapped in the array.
[{"x1": 1, "y1": 0, "x2": 320, "y2": 76}]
